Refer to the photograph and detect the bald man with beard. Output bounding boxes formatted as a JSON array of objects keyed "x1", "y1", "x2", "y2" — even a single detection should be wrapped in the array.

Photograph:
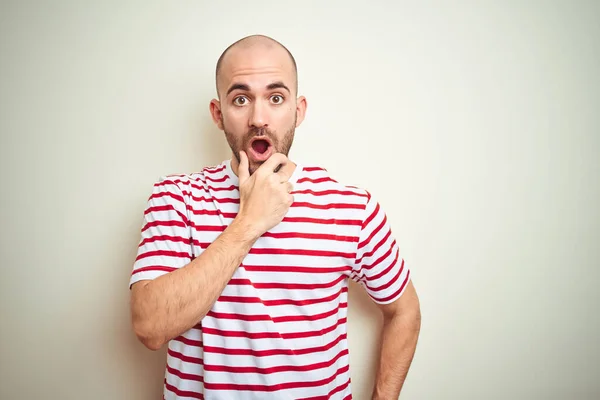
[{"x1": 129, "y1": 35, "x2": 421, "y2": 400}]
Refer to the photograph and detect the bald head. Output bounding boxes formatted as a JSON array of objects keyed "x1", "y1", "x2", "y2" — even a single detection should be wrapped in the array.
[{"x1": 215, "y1": 35, "x2": 298, "y2": 98}]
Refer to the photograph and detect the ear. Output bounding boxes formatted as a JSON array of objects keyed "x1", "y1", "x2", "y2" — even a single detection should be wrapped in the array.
[
  {"x1": 295, "y1": 95, "x2": 307, "y2": 128},
  {"x1": 209, "y1": 99, "x2": 224, "y2": 130}
]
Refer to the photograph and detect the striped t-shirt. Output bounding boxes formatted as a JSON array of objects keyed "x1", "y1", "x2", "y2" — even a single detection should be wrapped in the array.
[{"x1": 130, "y1": 159, "x2": 411, "y2": 400}]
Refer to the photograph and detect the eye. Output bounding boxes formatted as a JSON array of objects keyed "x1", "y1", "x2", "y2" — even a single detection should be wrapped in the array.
[
  {"x1": 270, "y1": 95, "x2": 284, "y2": 105},
  {"x1": 233, "y1": 96, "x2": 248, "y2": 106}
]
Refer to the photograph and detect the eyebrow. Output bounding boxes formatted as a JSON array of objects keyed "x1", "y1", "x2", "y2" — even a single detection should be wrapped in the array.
[
  {"x1": 226, "y1": 81, "x2": 291, "y2": 97},
  {"x1": 226, "y1": 83, "x2": 250, "y2": 96},
  {"x1": 266, "y1": 81, "x2": 290, "y2": 93}
]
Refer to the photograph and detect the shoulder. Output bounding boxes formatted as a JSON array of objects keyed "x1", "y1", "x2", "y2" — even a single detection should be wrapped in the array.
[
  {"x1": 298, "y1": 164, "x2": 371, "y2": 208},
  {"x1": 153, "y1": 162, "x2": 228, "y2": 194}
]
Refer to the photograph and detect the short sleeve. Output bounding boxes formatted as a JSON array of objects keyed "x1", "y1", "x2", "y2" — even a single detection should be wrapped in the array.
[
  {"x1": 129, "y1": 177, "x2": 193, "y2": 288},
  {"x1": 351, "y1": 191, "x2": 411, "y2": 304}
]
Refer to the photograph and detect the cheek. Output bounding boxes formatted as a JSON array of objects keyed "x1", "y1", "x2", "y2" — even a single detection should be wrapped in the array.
[
  {"x1": 223, "y1": 109, "x2": 246, "y2": 129},
  {"x1": 276, "y1": 106, "x2": 296, "y2": 125}
]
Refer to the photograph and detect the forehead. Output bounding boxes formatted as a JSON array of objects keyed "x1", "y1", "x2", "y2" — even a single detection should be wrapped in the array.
[{"x1": 218, "y1": 46, "x2": 295, "y2": 95}]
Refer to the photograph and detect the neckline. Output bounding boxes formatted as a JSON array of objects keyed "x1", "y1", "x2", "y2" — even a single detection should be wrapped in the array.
[{"x1": 223, "y1": 159, "x2": 303, "y2": 186}]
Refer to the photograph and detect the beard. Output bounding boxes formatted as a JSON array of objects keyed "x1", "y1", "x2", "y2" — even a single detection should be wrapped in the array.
[{"x1": 223, "y1": 117, "x2": 296, "y2": 175}]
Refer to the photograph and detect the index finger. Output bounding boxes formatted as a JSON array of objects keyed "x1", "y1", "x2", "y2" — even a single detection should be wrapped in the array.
[
  {"x1": 275, "y1": 163, "x2": 294, "y2": 182},
  {"x1": 259, "y1": 153, "x2": 289, "y2": 174}
]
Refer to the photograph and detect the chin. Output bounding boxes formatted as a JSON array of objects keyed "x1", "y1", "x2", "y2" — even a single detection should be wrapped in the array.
[{"x1": 248, "y1": 163, "x2": 262, "y2": 175}]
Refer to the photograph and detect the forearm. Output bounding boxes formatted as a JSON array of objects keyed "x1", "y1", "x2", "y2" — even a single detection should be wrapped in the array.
[
  {"x1": 131, "y1": 217, "x2": 259, "y2": 350},
  {"x1": 372, "y1": 311, "x2": 421, "y2": 399}
]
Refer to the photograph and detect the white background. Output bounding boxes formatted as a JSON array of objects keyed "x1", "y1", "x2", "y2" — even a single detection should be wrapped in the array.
[{"x1": 1, "y1": 1, "x2": 598, "y2": 399}]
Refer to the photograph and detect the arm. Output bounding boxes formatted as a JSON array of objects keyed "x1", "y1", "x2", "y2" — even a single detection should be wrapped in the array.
[
  {"x1": 130, "y1": 152, "x2": 294, "y2": 350},
  {"x1": 130, "y1": 216, "x2": 259, "y2": 350},
  {"x1": 371, "y1": 281, "x2": 421, "y2": 400}
]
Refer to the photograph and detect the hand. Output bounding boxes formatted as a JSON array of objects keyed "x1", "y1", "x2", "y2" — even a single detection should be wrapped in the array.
[{"x1": 236, "y1": 151, "x2": 294, "y2": 238}]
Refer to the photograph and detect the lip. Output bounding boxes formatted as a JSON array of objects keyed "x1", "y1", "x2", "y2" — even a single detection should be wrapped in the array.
[{"x1": 248, "y1": 137, "x2": 274, "y2": 162}]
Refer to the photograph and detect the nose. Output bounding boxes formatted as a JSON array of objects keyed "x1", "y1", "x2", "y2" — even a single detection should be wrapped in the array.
[{"x1": 249, "y1": 100, "x2": 268, "y2": 130}]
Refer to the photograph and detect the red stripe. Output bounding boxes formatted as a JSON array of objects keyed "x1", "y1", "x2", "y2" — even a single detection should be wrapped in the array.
[
  {"x1": 204, "y1": 164, "x2": 226, "y2": 173},
  {"x1": 188, "y1": 208, "x2": 236, "y2": 218},
  {"x1": 293, "y1": 201, "x2": 363, "y2": 210},
  {"x1": 157, "y1": 179, "x2": 237, "y2": 194},
  {"x1": 217, "y1": 287, "x2": 348, "y2": 307},
  {"x1": 203, "y1": 349, "x2": 348, "y2": 374},
  {"x1": 202, "y1": 365, "x2": 349, "y2": 392},
  {"x1": 249, "y1": 247, "x2": 355, "y2": 259},
  {"x1": 361, "y1": 202, "x2": 380, "y2": 231},
  {"x1": 200, "y1": 317, "x2": 347, "y2": 339},
  {"x1": 241, "y1": 264, "x2": 351, "y2": 274},
  {"x1": 364, "y1": 250, "x2": 401, "y2": 282},
  {"x1": 194, "y1": 225, "x2": 226, "y2": 232},
  {"x1": 155, "y1": 179, "x2": 192, "y2": 189},
  {"x1": 358, "y1": 213, "x2": 386, "y2": 250},
  {"x1": 188, "y1": 240, "x2": 354, "y2": 257},
  {"x1": 202, "y1": 333, "x2": 347, "y2": 357},
  {"x1": 208, "y1": 184, "x2": 237, "y2": 192},
  {"x1": 371, "y1": 271, "x2": 410, "y2": 303},
  {"x1": 303, "y1": 166, "x2": 327, "y2": 172},
  {"x1": 360, "y1": 240, "x2": 396, "y2": 271},
  {"x1": 366, "y1": 257, "x2": 404, "y2": 292},
  {"x1": 166, "y1": 364, "x2": 204, "y2": 383},
  {"x1": 135, "y1": 249, "x2": 191, "y2": 261},
  {"x1": 264, "y1": 232, "x2": 358, "y2": 242},
  {"x1": 192, "y1": 226, "x2": 357, "y2": 243},
  {"x1": 164, "y1": 379, "x2": 204, "y2": 399},
  {"x1": 297, "y1": 177, "x2": 338, "y2": 184},
  {"x1": 293, "y1": 189, "x2": 368, "y2": 198},
  {"x1": 356, "y1": 228, "x2": 391, "y2": 264},
  {"x1": 206, "y1": 302, "x2": 346, "y2": 323},
  {"x1": 228, "y1": 274, "x2": 346, "y2": 290},
  {"x1": 141, "y1": 220, "x2": 187, "y2": 232},
  {"x1": 144, "y1": 205, "x2": 188, "y2": 224},
  {"x1": 186, "y1": 193, "x2": 239, "y2": 204},
  {"x1": 139, "y1": 234, "x2": 192, "y2": 248},
  {"x1": 185, "y1": 211, "x2": 361, "y2": 226},
  {"x1": 174, "y1": 335, "x2": 203, "y2": 347},
  {"x1": 149, "y1": 191, "x2": 185, "y2": 204},
  {"x1": 131, "y1": 265, "x2": 176, "y2": 275},
  {"x1": 164, "y1": 173, "x2": 187, "y2": 179},
  {"x1": 184, "y1": 197, "x2": 364, "y2": 210},
  {"x1": 168, "y1": 348, "x2": 203, "y2": 365},
  {"x1": 298, "y1": 377, "x2": 352, "y2": 400},
  {"x1": 282, "y1": 216, "x2": 362, "y2": 226},
  {"x1": 205, "y1": 174, "x2": 228, "y2": 183}
]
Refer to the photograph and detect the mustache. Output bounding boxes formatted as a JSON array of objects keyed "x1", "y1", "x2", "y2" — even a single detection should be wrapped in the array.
[
  {"x1": 244, "y1": 127, "x2": 277, "y2": 146},
  {"x1": 247, "y1": 126, "x2": 274, "y2": 138}
]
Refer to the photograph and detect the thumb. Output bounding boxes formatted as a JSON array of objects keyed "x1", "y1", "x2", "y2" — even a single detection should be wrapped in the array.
[{"x1": 238, "y1": 151, "x2": 249, "y2": 184}]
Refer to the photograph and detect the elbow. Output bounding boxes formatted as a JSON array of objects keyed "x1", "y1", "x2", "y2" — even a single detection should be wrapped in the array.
[
  {"x1": 405, "y1": 298, "x2": 422, "y2": 333},
  {"x1": 141, "y1": 335, "x2": 164, "y2": 351},
  {"x1": 143, "y1": 339, "x2": 164, "y2": 352},
  {"x1": 132, "y1": 317, "x2": 165, "y2": 351},
  {"x1": 130, "y1": 282, "x2": 166, "y2": 351},
  {"x1": 411, "y1": 307, "x2": 422, "y2": 334}
]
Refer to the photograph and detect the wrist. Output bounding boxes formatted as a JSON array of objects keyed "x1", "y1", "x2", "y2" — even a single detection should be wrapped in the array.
[{"x1": 229, "y1": 214, "x2": 263, "y2": 243}]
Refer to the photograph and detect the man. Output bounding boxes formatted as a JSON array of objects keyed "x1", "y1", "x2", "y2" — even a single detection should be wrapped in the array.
[{"x1": 129, "y1": 34, "x2": 421, "y2": 400}]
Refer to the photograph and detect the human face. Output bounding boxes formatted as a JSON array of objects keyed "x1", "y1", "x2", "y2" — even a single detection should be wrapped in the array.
[{"x1": 210, "y1": 46, "x2": 306, "y2": 175}]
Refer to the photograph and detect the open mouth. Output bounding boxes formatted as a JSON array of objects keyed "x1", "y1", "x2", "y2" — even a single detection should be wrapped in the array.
[
  {"x1": 251, "y1": 139, "x2": 270, "y2": 155},
  {"x1": 248, "y1": 137, "x2": 273, "y2": 161}
]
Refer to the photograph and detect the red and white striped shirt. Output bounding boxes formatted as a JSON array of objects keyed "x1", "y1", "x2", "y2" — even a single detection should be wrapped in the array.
[{"x1": 130, "y1": 159, "x2": 410, "y2": 400}]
